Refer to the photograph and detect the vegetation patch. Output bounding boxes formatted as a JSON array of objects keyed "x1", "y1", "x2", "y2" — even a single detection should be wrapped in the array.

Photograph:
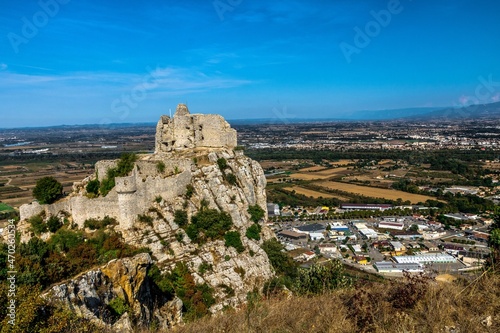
[
  {"x1": 185, "y1": 184, "x2": 194, "y2": 199},
  {"x1": 185, "y1": 208, "x2": 232, "y2": 244},
  {"x1": 28, "y1": 214, "x2": 47, "y2": 235},
  {"x1": 148, "y1": 263, "x2": 215, "y2": 321},
  {"x1": 156, "y1": 161, "x2": 166, "y2": 173},
  {"x1": 224, "y1": 231, "x2": 245, "y2": 253},
  {"x1": 108, "y1": 297, "x2": 129, "y2": 317},
  {"x1": 245, "y1": 224, "x2": 261, "y2": 241},
  {"x1": 294, "y1": 260, "x2": 352, "y2": 295},
  {"x1": 174, "y1": 210, "x2": 188, "y2": 227},
  {"x1": 100, "y1": 153, "x2": 137, "y2": 196},
  {"x1": 85, "y1": 179, "x2": 100, "y2": 197},
  {"x1": 33, "y1": 176, "x2": 63, "y2": 204},
  {"x1": 247, "y1": 204, "x2": 265, "y2": 222},
  {"x1": 83, "y1": 216, "x2": 118, "y2": 230},
  {"x1": 47, "y1": 216, "x2": 63, "y2": 233},
  {"x1": 0, "y1": 202, "x2": 14, "y2": 212},
  {"x1": 137, "y1": 214, "x2": 153, "y2": 226}
]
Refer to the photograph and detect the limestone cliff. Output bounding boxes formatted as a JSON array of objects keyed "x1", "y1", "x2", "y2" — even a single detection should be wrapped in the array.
[
  {"x1": 44, "y1": 253, "x2": 182, "y2": 332},
  {"x1": 18, "y1": 104, "x2": 275, "y2": 328}
]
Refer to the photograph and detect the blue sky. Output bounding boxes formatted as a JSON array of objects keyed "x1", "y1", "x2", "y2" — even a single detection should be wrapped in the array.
[{"x1": 1, "y1": 0, "x2": 500, "y2": 127}]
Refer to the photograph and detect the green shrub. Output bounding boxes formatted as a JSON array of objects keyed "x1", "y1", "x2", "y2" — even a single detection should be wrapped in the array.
[
  {"x1": 116, "y1": 153, "x2": 137, "y2": 176},
  {"x1": 33, "y1": 177, "x2": 63, "y2": 204},
  {"x1": 148, "y1": 263, "x2": 215, "y2": 321},
  {"x1": 262, "y1": 239, "x2": 298, "y2": 278},
  {"x1": 99, "y1": 153, "x2": 137, "y2": 196},
  {"x1": 224, "y1": 231, "x2": 245, "y2": 253},
  {"x1": 175, "y1": 232, "x2": 184, "y2": 243},
  {"x1": 226, "y1": 173, "x2": 237, "y2": 185},
  {"x1": 187, "y1": 209, "x2": 233, "y2": 243},
  {"x1": 156, "y1": 161, "x2": 166, "y2": 173},
  {"x1": 155, "y1": 196, "x2": 162, "y2": 203},
  {"x1": 248, "y1": 205, "x2": 265, "y2": 222},
  {"x1": 294, "y1": 260, "x2": 352, "y2": 295},
  {"x1": 246, "y1": 224, "x2": 261, "y2": 240},
  {"x1": 185, "y1": 184, "x2": 194, "y2": 199},
  {"x1": 108, "y1": 297, "x2": 129, "y2": 316},
  {"x1": 28, "y1": 215, "x2": 47, "y2": 235},
  {"x1": 48, "y1": 229, "x2": 84, "y2": 253},
  {"x1": 86, "y1": 179, "x2": 100, "y2": 196},
  {"x1": 83, "y1": 216, "x2": 117, "y2": 230},
  {"x1": 219, "y1": 284, "x2": 235, "y2": 296},
  {"x1": 137, "y1": 214, "x2": 153, "y2": 225},
  {"x1": 47, "y1": 216, "x2": 62, "y2": 233},
  {"x1": 99, "y1": 176, "x2": 115, "y2": 197},
  {"x1": 217, "y1": 157, "x2": 228, "y2": 170},
  {"x1": 224, "y1": 255, "x2": 231, "y2": 261},
  {"x1": 174, "y1": 210, "x2": 188, "y2": 227},
  {"x1": 198, "y1": 262, "x2": 213, "y2": 275}
]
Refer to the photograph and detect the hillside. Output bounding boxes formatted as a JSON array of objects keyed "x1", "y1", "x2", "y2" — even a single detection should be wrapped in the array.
[{"x1": 173, "y1": 272, "x2": 500, "y2": 333}]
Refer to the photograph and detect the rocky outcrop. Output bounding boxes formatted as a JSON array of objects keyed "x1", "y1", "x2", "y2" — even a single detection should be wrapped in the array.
[
  {"x1": 45, "y1": 253, "x2": 183, "y2": 332},
  {"x1": 19, "y1": 104, "x2": 275, "y2": 327}
]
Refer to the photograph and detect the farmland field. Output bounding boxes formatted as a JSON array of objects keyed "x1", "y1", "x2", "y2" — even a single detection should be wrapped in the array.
[
  {"x1": 291, "y1": 167, "x2": 351, "y2": 180},
  {"x1": 0, "y1": 202, "x2": 14, "y2": 212},
  {"x1": 314, "y1": 181, "x2": 437, "y2": 203},
  {"x1": 283, "y1": 186, "x2": 347, "y2": 200}
]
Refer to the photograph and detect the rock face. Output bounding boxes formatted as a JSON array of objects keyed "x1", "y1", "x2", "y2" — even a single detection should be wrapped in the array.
[
  {"x1": 45, "y1": 253, "x2": 183, "y2": 332},
  {"x1": 21, "y1": 104, "x2": 275, "y2": 328}
]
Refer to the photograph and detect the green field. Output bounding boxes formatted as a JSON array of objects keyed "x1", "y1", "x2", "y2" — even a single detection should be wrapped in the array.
[{"x1": 0, "y1": 202, "x2": 14, "y2": 212}]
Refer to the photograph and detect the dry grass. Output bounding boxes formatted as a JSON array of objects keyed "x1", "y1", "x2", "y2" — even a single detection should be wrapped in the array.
[
  {"x1": 315, "y1": 181, "x2": 437, "y2": 204},
  {"x1": 171, "y1": 273, "x2": 500, "y2": 333}
]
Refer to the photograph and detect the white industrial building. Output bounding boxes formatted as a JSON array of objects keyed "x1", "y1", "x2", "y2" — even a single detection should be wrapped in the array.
[
  {"x1": 378, "y1": 221, "x2": 405, "y2": 230},
  {"x1": 374, "y1": 261, "x2": 423, "y2": 273},
  {"x1": 393, "y1": 253, "x2": 457, "y2": 264}
]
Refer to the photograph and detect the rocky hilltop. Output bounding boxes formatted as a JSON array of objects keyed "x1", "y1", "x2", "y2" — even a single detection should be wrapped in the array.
[{"x1": 18, "y1": 104, "x2": 275, "y2": 330}]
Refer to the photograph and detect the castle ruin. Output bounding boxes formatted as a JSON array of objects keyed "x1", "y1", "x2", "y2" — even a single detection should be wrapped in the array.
[{"x1": 155, "y1": 104, "x2": 237, "y2": 153}]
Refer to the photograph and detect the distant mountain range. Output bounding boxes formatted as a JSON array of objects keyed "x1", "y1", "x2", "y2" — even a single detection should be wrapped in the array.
[{"x1": 405, "y1": 101, "x2": 500, "y2": 121}]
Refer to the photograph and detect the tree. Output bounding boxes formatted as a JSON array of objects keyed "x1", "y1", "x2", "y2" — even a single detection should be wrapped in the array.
[
  {"x1": 32, "y1": 176, "x2": 63, "y2": 204},
  {"x1": 261, "y1": 239, "x2": 298, "y2": 278},
  {"x1": 86, "y1": 179, "x2": 100, "y2": 196},
  {"x1": 409, "y1": 224, "x2": 419, "y2": 232}
]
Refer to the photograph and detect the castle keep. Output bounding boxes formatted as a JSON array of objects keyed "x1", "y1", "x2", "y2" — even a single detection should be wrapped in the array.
[{"x1": 155, "y1": 104, "x2": 237, "y2": 153}]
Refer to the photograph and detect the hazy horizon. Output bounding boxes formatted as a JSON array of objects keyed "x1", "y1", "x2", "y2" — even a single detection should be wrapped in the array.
[{"x1": 1, "y1": 0, "x2": 500, "y2": 128}]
